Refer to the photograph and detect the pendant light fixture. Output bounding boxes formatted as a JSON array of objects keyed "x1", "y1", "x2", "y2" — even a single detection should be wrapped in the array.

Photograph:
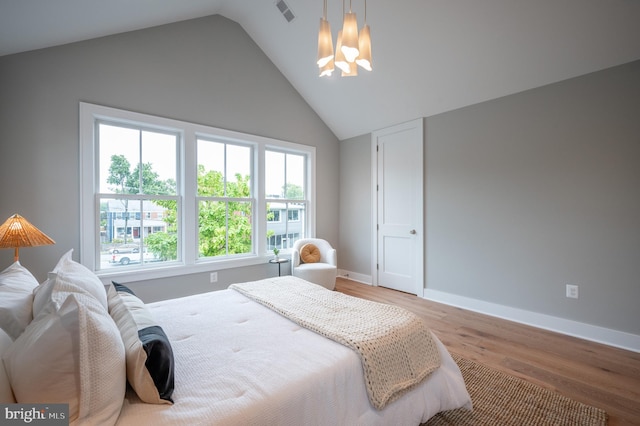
[
  {"x1": 316, "y1": 0, "x2": 334, "y2": 68},
  {"x1": 355, "y1": 0, "x2": 372, "y2": 71},
  {"x1": 317, "y1": 0, "x2": 372, "y2": 78},
  {"x1": 340, "y1": 1, "x2": 359, "y2": 63},
  {"x1": 334, "y1": 30, "x2": 350, "y2": 74}
]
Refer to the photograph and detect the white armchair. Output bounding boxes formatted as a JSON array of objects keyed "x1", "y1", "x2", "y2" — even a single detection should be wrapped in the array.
[{"x1": 291, "y1": 238, "x2": 337, "y2": 290}]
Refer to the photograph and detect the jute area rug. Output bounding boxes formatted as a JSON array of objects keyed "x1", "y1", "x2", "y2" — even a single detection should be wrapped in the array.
[{"x1": 425, "y1": 354, "x2": 608, "y2": 426}]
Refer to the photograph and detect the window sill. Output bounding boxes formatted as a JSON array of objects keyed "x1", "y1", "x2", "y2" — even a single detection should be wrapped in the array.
[{"x1": 94, "y1": 254, "x2": 285, "y2": 285}]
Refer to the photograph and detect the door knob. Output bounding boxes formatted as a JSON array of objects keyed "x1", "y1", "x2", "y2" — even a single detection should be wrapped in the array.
[{"x1": 409, "y1": 229, "x2": 417, "y2": 234}]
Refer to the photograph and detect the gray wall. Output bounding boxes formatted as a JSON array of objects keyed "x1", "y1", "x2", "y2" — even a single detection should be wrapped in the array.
[
  {"x1": 339, "y1": 59, "x2": 640, "y2": 336},
  {"x1": 0, "y1": 15, "x2": 338, "y2": 301},
  {"x1": 338, "y1": 133, "x2": 371, "y2": 277}
]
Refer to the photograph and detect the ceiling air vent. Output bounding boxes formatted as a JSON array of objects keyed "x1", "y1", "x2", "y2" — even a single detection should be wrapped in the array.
[{"x1": 276, "y1": 0, "x2": 295, "y2": 23}]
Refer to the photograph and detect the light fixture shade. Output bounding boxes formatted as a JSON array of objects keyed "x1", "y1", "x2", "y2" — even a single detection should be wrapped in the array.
[
  {"x1": 316, "y1": 17, "x2": 334, "y2": 68},
  {"x1": 340, "y1": 12, "x2": 359, "y2": 63},
  {"x1": 341, "y1": 61, "x2": 358, "y2": 77},
  {"x1": 334, "y1": 31, "x2": 351, "y2": 73},
  {"x1": 356, "y1": 24, "x2": 372, "y2": 71},
  {"x1": 319, "y1": 58, "x2": 335, "y2": 77},
  {"x1": 0, "y1": 214, "x2": 55, "y2": 261}
]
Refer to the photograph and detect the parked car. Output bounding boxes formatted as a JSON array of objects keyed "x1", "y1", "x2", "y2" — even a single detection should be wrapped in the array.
[
  {"x1": 109, "y1": 244, "x2": 140, "y2": 254},
  {"x1": 110, "y1": 249, "x2": 157, "y2": 265}
]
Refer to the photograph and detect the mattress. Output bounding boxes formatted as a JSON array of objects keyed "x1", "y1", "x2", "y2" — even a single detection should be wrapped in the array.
[{"x1": 115, "y1": 287, "x2": 471, "y2": 425}]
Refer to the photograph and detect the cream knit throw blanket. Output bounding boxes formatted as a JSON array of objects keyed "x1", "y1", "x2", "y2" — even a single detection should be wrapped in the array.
[{"x1": 230, "y1": 276, "x2": 441, "y2": 410}]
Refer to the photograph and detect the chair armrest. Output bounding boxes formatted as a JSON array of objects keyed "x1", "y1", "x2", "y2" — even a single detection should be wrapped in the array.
[
  {"x1": 326, "y1": 248, "x2": 337, "y2": 267},
  {"x1": 291, "y1": 250, "x2": 301, "y2": 268}
]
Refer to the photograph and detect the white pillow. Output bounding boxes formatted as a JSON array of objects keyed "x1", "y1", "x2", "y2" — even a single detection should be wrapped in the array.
[
  {"x1": 0, "y1": 261, "x2": 39, "y2": 339},
  {"x1": 48, "y1": 249, "x2": 108, "y2": 310},
  {"x1": 107, "y1": 283, "x2": 175, "y2": 404},
  {"x1": 33, "y1": 274, "x2": 107, "y2": 318},
  {"x1": 3, "y1": 294, "x2": 125, "y2": 425},
  {"x1": 0, "y1": 328, "x2": 16, "y2": 403}
]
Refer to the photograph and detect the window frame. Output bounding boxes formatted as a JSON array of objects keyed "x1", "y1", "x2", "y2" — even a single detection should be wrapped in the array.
[{"x1": 80, "y1": 102, "x2": 316, "y2": 282}]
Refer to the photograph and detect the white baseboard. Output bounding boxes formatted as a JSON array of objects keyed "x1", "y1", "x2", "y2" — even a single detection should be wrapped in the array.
[
  {"x1": 423, "y1": 288, "x2": 640, "y2": 353},
  {"x1": 337, "y1": 269, "x2": 372, "y2": 285}
]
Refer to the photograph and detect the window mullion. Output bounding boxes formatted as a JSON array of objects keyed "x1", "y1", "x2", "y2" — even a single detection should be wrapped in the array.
[
  {"x1": 256, "y1": 146, "x2": 266, "y2": 256},
  {"x1": 183, "y1": 128, "x2": 197, "y2": 265}
]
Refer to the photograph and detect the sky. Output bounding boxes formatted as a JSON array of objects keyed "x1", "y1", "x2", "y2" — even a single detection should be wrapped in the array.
[{"x1": 98, "y1": 123, "x2": 304, "y2": 197}]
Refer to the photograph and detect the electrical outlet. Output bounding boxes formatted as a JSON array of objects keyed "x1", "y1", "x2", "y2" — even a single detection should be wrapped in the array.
[
  {"x1": 210, "y1": 272, "x2": 218, "y2": 283},
  {"x1": 566, "y1": 284, "x2": 579, "y2": 299}
]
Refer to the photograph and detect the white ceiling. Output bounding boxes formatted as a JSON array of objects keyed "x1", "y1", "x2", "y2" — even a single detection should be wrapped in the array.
[{"x1": 2, "y1": 0, "x2": 640, "y2": 140}]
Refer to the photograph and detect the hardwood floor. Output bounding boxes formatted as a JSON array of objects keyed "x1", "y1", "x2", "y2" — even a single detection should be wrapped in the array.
[{"x1": 335, "y1": 277, "x2": 640, "y2": 426}]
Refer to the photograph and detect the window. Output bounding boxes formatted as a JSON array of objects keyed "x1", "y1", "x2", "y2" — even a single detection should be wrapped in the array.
[
  {"x1": 80, "y1": 103, "x2": 315, "y2": 280},
  {"x1": 96, "y1": 122, "x2": 179, "y2": 269},
  {"x1": 197, "y1": 138, "x2": 253, "y2": 258},
  {"x1": 265, "y1": 151, "x2": 307, "y2": 250}
]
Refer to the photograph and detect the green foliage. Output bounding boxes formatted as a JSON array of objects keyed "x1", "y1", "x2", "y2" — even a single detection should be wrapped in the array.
[
  {"x1": 197, "y1": 170, "x2": 252, "y2": 257},
  {"x1": 107, "y1": 154, "x2": 177, "y2": 254},
  {"x1": 107, "y1": 154, "x2": 175, "y2": 196},
  {"x1": 126, "y1": 162, "x2": 174, "y2": 195},
  {"x1": 146, "y1": 199, "x2": 178, "y2": 260},
  {"x1": 145, "y1": 232, "x2": 177, "y2": 261},
  {"x1": 284, "y1": 183, "x2": 304, "y2": 199},
  {"x1": 105, "y1": 156, "x2": 254, "y2": 260},
  {"x1": 107, "y1": 155, "x2": 131, "y2": 193}
]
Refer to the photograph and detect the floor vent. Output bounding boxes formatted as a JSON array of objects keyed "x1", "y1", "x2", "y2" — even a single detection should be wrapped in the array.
[{"x1": 276, "y1": 0, "x2": 295, "y2": 23}]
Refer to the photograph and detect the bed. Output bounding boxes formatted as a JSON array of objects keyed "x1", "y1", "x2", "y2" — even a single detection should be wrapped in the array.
[{"x1": 1, "y1": 251, "x2": 472, "y2": 425}]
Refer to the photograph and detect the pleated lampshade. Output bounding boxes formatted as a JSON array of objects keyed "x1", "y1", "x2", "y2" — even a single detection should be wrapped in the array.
[{"x1": 0, "y1": 214, "x2": 55, "y2": 261}]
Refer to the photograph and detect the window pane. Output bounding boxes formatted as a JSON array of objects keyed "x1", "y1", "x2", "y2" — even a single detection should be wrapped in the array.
[
  {"x1": 265, "y1": 150, "x2": 307, "y2": 252},
  {"x1": 197, "y1": 140, "x2": 251, "y2": 198},
  {"x1": 228, "y1": 201, "x2": 252, "y2": 254},
  {"x1": 197, "y1": 140, "x2": 224, "y2": 197},
  {"x1": 266, "y1": 151, "x2": 305, "y2": 199},
  {"x1": 286, "y1": 202, "x2": 306, "y2": 248},
  {"x1": 145, "y1": 198, "x2": 179, "y2": 262},
  {"x1": 99, "y1": 123, "x2": 178, "y2": 196},
  {"x1": 265, "y1": 151, "x2": 285, "y2": 198},
  {"x1": 199, "y1": 200, "x2": 252, "y2": 257},
  {"x1": 285, "y1": 153, "x2": 305, "y2": 199},
  {"x1": 99, "y1": 198, "x2": 178, "y2": 269},
  {"x1": 99, "y1": 124, "x2": 139, "y2": 194},
  {"x1": 266, "y1": 201, "x2": 306, "y2": 250},
  {"x1": 226, "y1": 144, "x2": 251, "y2": 197},
  {"x1": 141, "y1": 131, "x2": 177, "y2": 195}
]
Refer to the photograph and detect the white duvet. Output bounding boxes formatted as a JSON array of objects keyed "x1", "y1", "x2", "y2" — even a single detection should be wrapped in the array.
[{"x1": 116, "y1": 288, "x2": 471, "y2": 426}]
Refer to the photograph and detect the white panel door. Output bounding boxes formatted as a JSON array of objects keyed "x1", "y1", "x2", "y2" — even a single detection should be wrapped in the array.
[{"x1": 373, "y1": 119, "x2": 423, "y2": 295}]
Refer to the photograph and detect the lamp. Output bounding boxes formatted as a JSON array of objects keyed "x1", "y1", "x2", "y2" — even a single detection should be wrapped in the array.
[
  {"x1": 316, "y1": 0, "x2": 334, "y2": 68},
  {"x1": 334, "y1": 30, "x2": 351, "y2": 74},
  {"x1": 355, "y1": 0, "x2": 372, "y2": 71},
  {"x1": 340, "y1": 8, "x2": 359, "y2": 63},
  {"x1": 317, "y1": 0, "x2": 372, "y2": 77},
  {"x1": 0, "y1": 214, "x2": 55, "y2": 261}
]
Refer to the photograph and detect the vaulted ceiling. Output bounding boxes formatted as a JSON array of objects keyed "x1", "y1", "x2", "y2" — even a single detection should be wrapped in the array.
[{"x1": 2, "y1": 0, "x2": 640, "y2": 140}]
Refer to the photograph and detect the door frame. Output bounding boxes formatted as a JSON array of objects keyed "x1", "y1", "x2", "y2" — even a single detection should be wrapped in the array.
[{"x1": 371, "y1": 118, "x2": 424, "y2": 295}]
